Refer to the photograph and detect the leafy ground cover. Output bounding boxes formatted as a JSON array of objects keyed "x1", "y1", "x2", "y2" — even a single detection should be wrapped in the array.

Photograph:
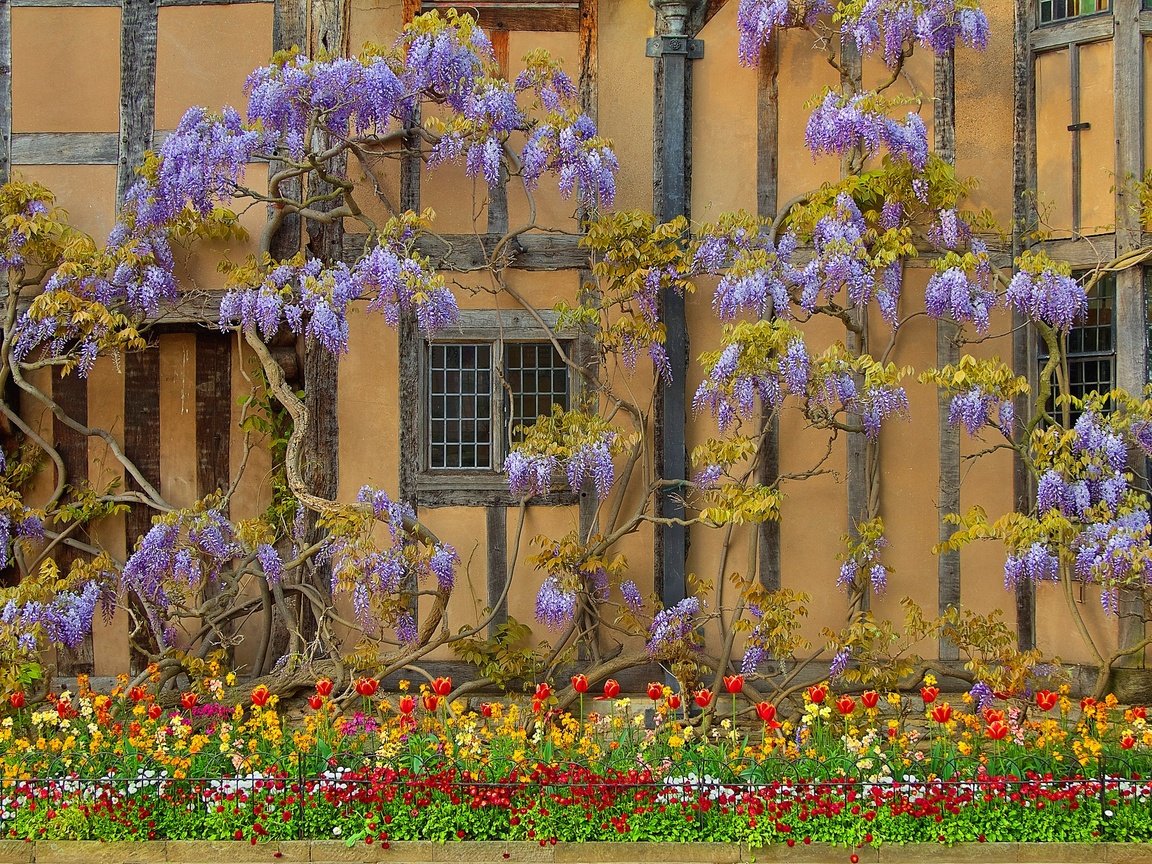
[{"x1": 1, "y1": 672, "x2": 1150, "y2": 844}]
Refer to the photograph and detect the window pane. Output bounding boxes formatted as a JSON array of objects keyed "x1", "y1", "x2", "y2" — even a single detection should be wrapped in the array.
[
  {"x1": 1039, "y1": 274, "x2": 1115, "y2": 423},
  {"x1": 428, "y1": 343, "x2": 493, "y2": 469},
  {"x1": 504, "y1": 342, "x2": 570, "y2": 445}
]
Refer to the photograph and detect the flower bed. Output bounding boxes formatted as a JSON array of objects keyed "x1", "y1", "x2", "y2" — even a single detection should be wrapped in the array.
[{"x1": 2, "y1": 674, "x2": 1151, "y2": 845}]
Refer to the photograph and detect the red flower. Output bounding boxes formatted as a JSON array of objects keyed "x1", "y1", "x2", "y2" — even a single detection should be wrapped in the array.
[
  {"x1": 422, "y1": 693, "x2": 439, "y2": 712},
  {"x1": 250, "y1": 685, "x2": 271, "y2": 708},
  {"x1": 1080, "y1": 697, "x2": 1097, "y2": 712},
  {"x1": 56, "y1": 699, "x2": 77, "y2": 720},
  {"x1": 985, "y1": 720, "x2": 1009, "y2": 740},
  {"x1": 1121, "y1": 733, "x2": 1137, "y2": 750},
  {"x1": 930, "y1": 703, "x2": 953, "y2": 724},
  {"x1": 147, "y1": 704, "x2": 163, "y2": 721},
  {"x1": 836, "y1": 695, "x2": 856, "y2": 716},
  {"x1": 480, "y1": 702, "x2": 493, "y2": 718},
  {"x1": 806, "y1": 685, "x2": 826, "y2": 704},
  {"x1": 667, "y1": 693, "x2": 682, "y2": 710},
  {"x1": 431, "y1": 676, "x2": 453, "y2": 697},
  {"x1": 534, "y1": 682, "x2": 553, "y2": 704},
  {"x1": 861, "y1": 690, "x2": 879, "y2": 710},
  {"x1": 755, "y1": 701, "x2": 779, "y2": 727},
  {"x1": 1133, "y1": 706, "x2": 1147, "y2": 721},
  {"x1": 920, "y1": 686, "x2": 939, "y2": 704},
  {"x1": 315, "y1": 678, "x2": 334, "y2": 697},
  {"x1": 723, "y1": 675, "x2": 744, "y2": 694},
  {"x1": 694, "y1": 689, "x2": 713, "y2": 708},
  {"x1": 983, "y1": 708, "x2": 1005, "y2": 725},
  {"x1": 398, "y1": 695, "x2": 416, "y2": 715},
  {"x1": 647, "y1": 682, "x2": 663, "y2": 701},
  {"x1": 1035, "y1": 689, "x2": 1058, "y2": 712},
  {"x1": 180, "y1": 692, "x2": 198, "y2": 710},
  {"x1": 8, "y1": 691, "x2": 25, "y2": 710},
  {"x1": 354, "y1": 677, "x2": 379, "y2": 697},
  {"x1": 571, "y1": 674, "x2": 589, "y2": 694},
  {"x1": 126, "y1": 686, "x2": 147, "y2": 703},
  {"x1": 307, "y1": 694, "x2": 324, "y2": 711},
  {"x1": 601, "y1": 679, "x2": 621, "y2": 699}
]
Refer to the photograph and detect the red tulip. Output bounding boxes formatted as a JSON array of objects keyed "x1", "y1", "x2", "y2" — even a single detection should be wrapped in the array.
[
  {"x1": 250, "y1": 685, "x2": 271, "y2": 708},
  {"x1": 920, "y1": 686, "x2": 939, "y2": 704},
  {"x1": 1080, "y1": 697, "x2": 1097, "y2": 712},
  {"x1": 1035, "y1": 689, "x2": 1058, "y2": 712},
  {"x1": 723, "y1": 675, "x2": 744, "y2": 694},
  {"x1": 1133, "y1": 706, "x2": 1147, "y2": 721},
  {"x1": 983, "y1": 708, "x2": 1005, "y2": 725},
  {"x1": 126, "y1": 686, "x2": 147, "y2": 703},
  {"x1": 1121, "y1": 733, "x2": 1137, "y2": 750},
  {"x1": 755, "y1": 701, "x2": 779, "y2": 727},
  {"x1": 398, "y1": 695, "x2": 416, "y2": 715},
  {"x1": 534, "y1": 682, "x2": 553, "y2": 702},
  {"x1": 836, "y1": 695, "x2": 856, "y2": 716},
  {"x1": 647, "y1": 682, "x2": 664, "y2": 701},
  {"x1": 431, "y1": 676, "x2": 452, "y2": 697},
  {"x1": 315, "y1": 678, "x2": 334, "y2": 697},
  {"x1": 667, "y1": 693, "x2": 682, "y2": 710},
  {"x1": 694, "y1": 689, "x2": 713, "y2": 708},
  {"x1": 986, "y1": 720, "x2": 1009, "y2": 741},
  {"x1": 601, "y1": 679, "x2": 621, "y2": 699},
  {"x1": 147, "y1": 704, "x2": 163, "y2": 721},
  {"x1": 180, "y1": 692, "x2": 198, "y2": 710},
  {"x1": 8, "y1": 691, "x2": 25, "y2": 710},
  {"x1": 480, "y1": 702, "x2": 493, "y2": 718},
  {"x1": 354, "y1": 677, "x2": 379, "y2": 697},
  {"x1": 571, "y1": 674, "x2": 589, "y2": 694},
  {"x1": 861, "y1": 690, "x2": 879, "y2": 710},
  {"x1": 307, "y1": 694, "x2": 324, "y2": 711},
  {"x1": 422, "y1": 693, "x2": 439, "y2": 712},
  {"x1": 930, "y1": 703, "x2": 953, "y2": 724},
  {"x1": 806, "y1": 684, "x2": 827, "y2": 704}
]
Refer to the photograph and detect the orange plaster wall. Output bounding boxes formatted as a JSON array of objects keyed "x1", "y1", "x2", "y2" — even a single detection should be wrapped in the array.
[
  {"x1": 9, "y1": 166, "x2": 117, "y2": 243},
  {"x1": 11, "y1": 8, "x2": 121, "y2": 133},
  {"x1": 1077, "y1": 39, "x2": 1115, "y2": 236}
]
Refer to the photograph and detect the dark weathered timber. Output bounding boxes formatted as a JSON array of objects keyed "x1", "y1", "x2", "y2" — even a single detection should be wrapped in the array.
[
  {"x1": 756, "y1": 36, "x2": 780, "y2": 592},
  {"x1": 53, "y1": 369, "x2": 93, "y2": 675},
  {"x1": 269, "y1": 0, "x2": 306, "y2": 263},
  {"x1": 1112, "y1": 0, "x2": 1146, "y2": 665},
  {"x1": 486, "y1": 30, "x2": 510, "y2": 235},
  {"x1": 420, "y1": 1, "x2": 578, "y2": 30},
  {"x1": 0, "y1": 0, "x2": 10, "y2": 184},
  {"x1": 11, "y1": 132, "x2": 119, "y2": 165},
  {"x1": 161, "y1": 0, "x2": 273, "y2": 5},
  {"x1": 1069, "y1": 44, "x2": 1082, "y2": 234},
  {"x1": 1012, "y1": 0, "x2": 1037, "y2": 649},
  {"x1": 195, "y1": 332, "x2": 232, "y2": 499},
  {"x1": 124, "y1": 345, "x2": 161, "y2": 673},
  {"x1": 934, "y1": 48, "x2": 960, "y2": 662},
  {"x1": 116, "y1": 0, "x2": 158, "y2": 205},
  {"x1": 686, "y1": 0, "x2": 730, "y2": 35},
  {"x1": 1028, "y1": 14, "x2": 1112, "y2": 49},
  {"x1": 578, "y1": 0, "x2": 597, "y2": 117},
  {"x1": 485, "y1": 506, "x2": 508, "y2": 636},
  {"x1": 343, "y1": 231, "x2": 589, "y2": 271},
  {"x1": 416, "y1": 475, "x2": 577, "y2": 508}
]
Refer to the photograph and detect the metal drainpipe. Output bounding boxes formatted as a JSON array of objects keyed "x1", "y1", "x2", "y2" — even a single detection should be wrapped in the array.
[{"x1": 648, "y1": 2, "x2": 702, "y2": 613}]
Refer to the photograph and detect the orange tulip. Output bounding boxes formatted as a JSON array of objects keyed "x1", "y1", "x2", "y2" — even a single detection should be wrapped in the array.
[
  {"x1": 315, "y1": 678, "x2": 334, "y2": 697},
  {"x1": 126, "y1": 686, "x2": 147, "y2": 703},
  {"x1": 694, "y1": 689, "x2": 713, "y2": 708},
  {"x1": 723, "y1": 675, "x2": 744, "y2": 694},
  {"x1": 422, "y1": 693, "x2": 439, "y2": 712},
  {"x1": 861, "y1": 690, "x2": 879, "y2": 710},
  {"x1": 431, "y1": 676, "x2": 453, "y2": 697},
  {"x1": 920, "y1": 686, "x2": 939, "y2": 704},
  {"x1": 983, "y1": 708, "x2": 1006, "y2": 725},
  {"x1": 836, "y1": 695, "x2": 856, "y2": 716},
  {"x1": 180, "y1": 692, "x2": 198, "y2": 710},
  {"x1": 250, "y1": 685, "x2": 271, "y2": 708},
  {"x1": 1035, "y1": 690, "x2": 1058, "y2": 712},
  {"x1": 930, "y1": 703, "x2": 953, "y2": 724},
  {"x1": 986, "y1": 720, "x2": 1009, "y2": 740}
]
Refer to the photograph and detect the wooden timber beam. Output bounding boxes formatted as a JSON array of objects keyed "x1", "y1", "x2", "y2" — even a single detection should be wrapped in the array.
[
  {"x1": 686, "y1": 0, "x2": 730, "y2": 36},
  {"x1": 0, "y1": 0, "x2": 10, "y2": 184},
  {"x1": 420, "y1": 1, "x2": 578, "y2": 31}
]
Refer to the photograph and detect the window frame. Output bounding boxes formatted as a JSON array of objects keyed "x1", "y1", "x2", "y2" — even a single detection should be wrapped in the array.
[
  {"x1": 1038, "y1": 271, "x2": 1116, "y2": 422},
  {"x1": 1037, "y1": 0, "x2": 1111, "y2": 26},
  {"x1": 414, "y1": 309, "x2": 583, "y2": 508}
]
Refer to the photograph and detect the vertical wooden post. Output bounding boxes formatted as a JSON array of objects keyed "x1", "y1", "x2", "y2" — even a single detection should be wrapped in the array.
[
  {"x1": 934, "y1": 47, "x2": 960, "y2": 662},
  {"x1": 0, "y1": 0, "x2": 11, "y2": 185},
  {"x1": 195, "y1": 333, "x2": 232, "y2": 500},
  {"x1": 53, "y1": 370, "x2": 93, "y2": 675},
  {"x1": 1012, "y1": 0, "x2": 1037, "y2": 650},
  {"x1": 116, "y1": 0, "x2": 158, "y2": 205},
  {"x1": 1113, "y1": 0, "x2": 1146, "y2": 667},
  {"x1": 756, "y1": 35, "x2": 780, "y2": 593},
  {"x1": 124, "y1": 345, "x2": 161, "y2": 673}
]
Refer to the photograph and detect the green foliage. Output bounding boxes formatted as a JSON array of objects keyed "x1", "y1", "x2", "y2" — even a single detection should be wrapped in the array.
[{"x1": 453, "y1": 616, "x2": 543, "y2": 686}]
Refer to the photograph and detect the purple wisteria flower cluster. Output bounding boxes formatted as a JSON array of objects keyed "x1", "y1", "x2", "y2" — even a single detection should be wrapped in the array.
[
  {"x1": 693, "y1": 336, "x2": 812, "y2": 431},
  {"x1": 946, "y1": 386, "x2": 1015, "y2": 435},
  {"x1": 737, "y1": 0, "x2": 989, "y2": 68},
  {"x1": 121, "y1": 507, "x2": 244, "y2": 646},
  {"x1": 838, "y1": 533, "x2": 890, "y2": 594},
  {"x1": 1006, "y1": 267, "x2": 1088, "y2": 331},
  {"x1": 646, "y1": 596, "x2": 703, "y2": 658},
  {"x1": 327, "y1": 487, "x2": 459, "y2": 629},
  {"x1": 805, "y1": 93, "x2": 928, "y2": 172},
  {"x1": 503, "y1": 422, "x2": 619, "y2": 501},
  {"x1": 0, "y1": 580, "x2": 106, "y2": 654}
]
